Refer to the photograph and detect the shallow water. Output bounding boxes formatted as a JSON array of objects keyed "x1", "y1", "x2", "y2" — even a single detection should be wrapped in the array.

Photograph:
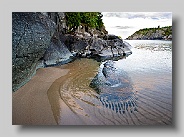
[{"x1": 49, "y1": 40, "x2": 172, "y2": 125}]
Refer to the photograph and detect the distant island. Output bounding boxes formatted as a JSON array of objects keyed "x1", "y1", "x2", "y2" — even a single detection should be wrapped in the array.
[{"x1": 126, "y1": 26, "x2": 172, "y2": 40}]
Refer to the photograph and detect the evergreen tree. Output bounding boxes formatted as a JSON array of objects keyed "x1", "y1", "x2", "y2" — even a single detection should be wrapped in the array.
[
  {"x1": 65, "y1": 12, "x2": 104, "y2": 33},
  {"x1": 65, "y1": 12, "x2": 81, "y2": 32}
]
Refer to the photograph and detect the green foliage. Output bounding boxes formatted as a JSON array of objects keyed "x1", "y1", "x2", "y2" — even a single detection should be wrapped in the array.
[
  {"x1": 65, "y1": 12, "x2": 81, "y2": 32},
  {"x1": 65, "y1": 12, "x2": 104, "y2": 32},
  {"x1": 96, "y1": 12, "x2": 104, "y2": 30},
  {"x1": 118, "y1": 36, "x2": 122, "y2": 39},
  {"x1": 163, "y1": 26, "x2": 172, "y2": 36}
]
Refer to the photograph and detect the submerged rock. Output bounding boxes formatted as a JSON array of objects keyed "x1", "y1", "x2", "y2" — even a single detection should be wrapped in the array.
[
  {"x1": 90, "y1": 60, "x2": 138, "y2": 113},
  {"x1": 90, "y1": 60, "x2": 131, "y2": 90}
]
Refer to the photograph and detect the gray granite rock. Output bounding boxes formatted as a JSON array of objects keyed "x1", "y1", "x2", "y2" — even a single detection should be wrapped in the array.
[
  {"x1": 43, "y1": 40, "x2": 73, "y2": 66},
  {"x1": 12, "y1": 12, "x2": 56, "y2": 92},
  {"x1": 12, "y1": 12, "x2": 133, "y2": 92}
]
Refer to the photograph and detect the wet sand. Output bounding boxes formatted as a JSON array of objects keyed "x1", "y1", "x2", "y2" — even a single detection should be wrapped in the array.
[
  {"x1": 47, "y1": 59, "x2": 102, "y2": 125},
  {"x1": 12, "y1": 58, "x2": 172, "y2": 125},
  {"x1": 47, "y1": 58, "x2": 172, "y2": 125},
  {"x1": 12, "y1": 67, "x2": 69, "y2": 125}
]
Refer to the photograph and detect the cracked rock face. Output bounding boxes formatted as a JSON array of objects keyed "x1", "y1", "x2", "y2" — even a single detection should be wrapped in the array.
[{"x1": 12, "y1": 12, "x2": 56, "y2": 92}]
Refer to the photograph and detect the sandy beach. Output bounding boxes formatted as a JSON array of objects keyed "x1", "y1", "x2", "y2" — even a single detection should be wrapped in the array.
[
  {"x1": 12, "y1": 58, "x2": 172, "y2": 125},
  {"x1": 12, "y1": 59, "x2": 109, "y2": 125},
  {"x1": 12, "y1": 67, "x2": 69, "y2": 125}
]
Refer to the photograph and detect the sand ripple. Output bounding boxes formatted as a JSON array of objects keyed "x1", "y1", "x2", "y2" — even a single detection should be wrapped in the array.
[{"x1": 47, "y1": 58, "x2": 172, "y2": 125}]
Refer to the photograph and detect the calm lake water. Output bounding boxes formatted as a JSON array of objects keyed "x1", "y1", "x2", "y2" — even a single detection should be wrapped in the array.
[{"x1": 49, "y1": 40, "x2": 172, "y2": 125}]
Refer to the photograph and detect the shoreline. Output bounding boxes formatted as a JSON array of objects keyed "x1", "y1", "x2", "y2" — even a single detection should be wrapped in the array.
[
  {"x1": 12, "y1": 58, "x2": 102, "y2": 125},
  {"x1": 12, "y1": 67, "x2": 69, "y2": 125},
  {"x1": 12, "y1": 56, "x2": 172, "y2": 125}
]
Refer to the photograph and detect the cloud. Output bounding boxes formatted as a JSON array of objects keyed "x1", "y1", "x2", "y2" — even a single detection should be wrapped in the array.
[
  {"x1": 111, "y1": 26, "x2": 134, "y2": 29},
  {"x1": 102, "y1": 12, "x2": 172, "y2": 39},
  {"x1": 103, "y1": 12, "x2": 172, "y2": 20}
]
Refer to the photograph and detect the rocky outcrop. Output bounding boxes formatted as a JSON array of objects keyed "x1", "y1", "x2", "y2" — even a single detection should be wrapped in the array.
[
  {"x1": 12, "y1": 12, "x2": 132, "y2": 92},
  {"x1": 61, "y1": 33, "x2": 132, "y2": 61},
  {"x1": 43, "y1": 32, "x2": 73, "y2": 66},
  {"x1": 41, "y1": 12, "x2": 67, "y2": 33},
  {"x1": 90, "y1": 35, "x2": 132, "y2": 61},
  {"x1": 126, "y1": 26, "x2": 172, "y2": 40},
  {"x1": 12, "y1": 12, "x2": 56, "y2": 92}
]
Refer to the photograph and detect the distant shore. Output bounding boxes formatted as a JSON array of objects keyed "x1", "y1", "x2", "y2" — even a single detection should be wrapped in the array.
[{"x1": 126, "y1": 26, "x2": 172, "y2": 40}]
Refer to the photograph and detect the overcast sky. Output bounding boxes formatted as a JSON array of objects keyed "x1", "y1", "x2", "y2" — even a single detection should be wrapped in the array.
[{"x1": 102, "y1": 12, "x2": 172, "y2": 39}]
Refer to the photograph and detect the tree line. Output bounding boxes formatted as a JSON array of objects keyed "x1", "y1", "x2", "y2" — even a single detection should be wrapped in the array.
[
  {"x1": 65, "y1": 12, "x2": 104, "y2": 33},
  {"x1": 135, "y1": 26, "x2": 172, "y2": 36}
]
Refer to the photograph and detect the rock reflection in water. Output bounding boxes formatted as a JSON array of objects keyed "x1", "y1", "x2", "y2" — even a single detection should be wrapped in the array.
[
  {"x1": 90, "y1": 60, "x2": 138, "y2": 114},
  {"x1": 100, "y1": 92, "x2": 138, "y2": 114}
]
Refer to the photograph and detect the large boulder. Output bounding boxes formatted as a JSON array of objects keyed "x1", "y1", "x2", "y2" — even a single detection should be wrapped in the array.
[
  {"x1": 59, "y1": 31, "x2": 132, "y2": 61},
  {"x1": 12, "y1": 12, "x2": 132, "y2": 92},
  {"x1": 43, "y1": 33, "x2": 73, "y2": 66},
  {"x1": 12, "y1": 12, "x2": 56, "y2": 92},
  {"x1": 89, "y1": 38, "x2": 106, "y2": 54},
  {"x1": 90, "y1": 36, "x2": 132, "y2": 61},
  {"x1": 60, "y1": 32, "x2": 92, "y2": 57}
]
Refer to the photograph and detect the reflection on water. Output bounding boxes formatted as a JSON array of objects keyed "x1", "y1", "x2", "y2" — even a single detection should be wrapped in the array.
[
  {"x1": 48, "y1": 40, "x2": 172, "y2": 125},
  {"x1": 99, "y1": 91, "x2": 138, "y2": 114},
  {"x1": 90, "y1": 60, "x2": 138, "y2": 114}
]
